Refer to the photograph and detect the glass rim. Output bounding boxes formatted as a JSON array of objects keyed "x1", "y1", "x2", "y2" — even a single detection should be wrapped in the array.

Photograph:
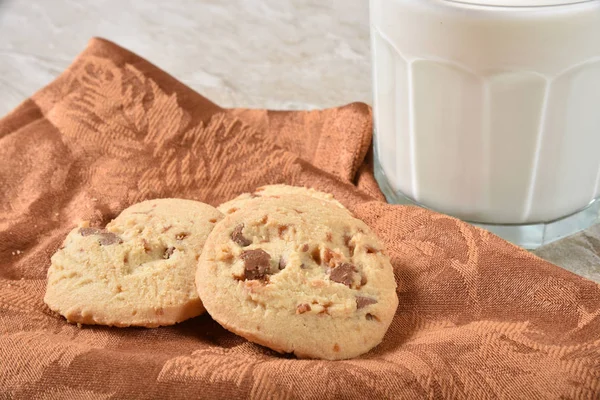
[{"x1": 442, "y1": 0, "x2": 598, "y2": 8}]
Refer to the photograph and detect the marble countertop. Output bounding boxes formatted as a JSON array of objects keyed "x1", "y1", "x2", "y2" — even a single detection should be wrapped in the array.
[{"x1": 1, "y1": 0, "x2": 598, "y2": 282}]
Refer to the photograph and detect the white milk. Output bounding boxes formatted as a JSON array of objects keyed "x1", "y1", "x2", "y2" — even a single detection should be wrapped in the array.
[{"x1": 371, "y1": 0, "x2": 600, "y2": 225}]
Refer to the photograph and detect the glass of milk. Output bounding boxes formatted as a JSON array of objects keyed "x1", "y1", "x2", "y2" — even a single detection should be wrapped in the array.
[{"x1": 371, "y1": 0, "x2": 600, "y2": 248}]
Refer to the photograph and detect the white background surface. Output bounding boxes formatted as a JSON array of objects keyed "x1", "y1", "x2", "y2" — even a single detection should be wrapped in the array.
[
  {"x1": 0, "y1": 0, "x2": 371, "y2": 115},
  {"x1": 1, "y1": 0, "x2": 598, "y2": 281}
]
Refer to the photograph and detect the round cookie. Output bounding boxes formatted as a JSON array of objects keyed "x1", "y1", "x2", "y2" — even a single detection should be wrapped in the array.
[
  {"x1": 44, "y1": 198, "x2": 223, "y2": 327},
  {"x1": 217, "y1": 184, "x2": 348, "y2": 215},
  {"x1": 197, "y1": 195, "x2": 398, "y2": 360}
]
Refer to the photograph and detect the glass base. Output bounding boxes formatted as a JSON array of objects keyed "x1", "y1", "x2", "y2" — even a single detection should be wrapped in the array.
[{"x1": 374, "y1": 159, "x2": 600, "y2": 250}]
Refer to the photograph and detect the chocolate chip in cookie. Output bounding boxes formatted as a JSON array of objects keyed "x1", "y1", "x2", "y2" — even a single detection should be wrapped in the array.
[
  {"x1": 329, "y1": 263, "x2": 357, "y2": 287},
  {"x1": 356, "y1": 296, "x2": 377, "y2": 309},
  {"x1": 231, "y1": 224, "x2": 252, "y2": 247},
  {"x1": 97, "y1": 232, "x2": 123, "y2": 245},
  {"x1": 79, "y1": 227, "x2": 102, "y2": 236},
  {"x1": 79, "y1": 227, "x2": 122, "y2": 245},
  {"x1": 241, "y1": 249, "x2": 271, "y2": 281}
]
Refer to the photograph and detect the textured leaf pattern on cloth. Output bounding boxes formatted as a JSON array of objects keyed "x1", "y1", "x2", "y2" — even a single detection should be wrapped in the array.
[{"x1": 1, "y1": 38, "x2": 599, "y2": 399}]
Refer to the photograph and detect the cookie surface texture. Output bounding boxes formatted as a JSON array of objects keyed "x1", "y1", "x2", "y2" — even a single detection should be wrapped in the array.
[
  {"x1": 44, "y1": 198, "x2": 223, "y2": 327},
  {"x1": 217, "y1": 184, "x2": 348, "y2": 215},
  {"x1": 197, "y1": 195, "x2": 398, "y2": 360}
]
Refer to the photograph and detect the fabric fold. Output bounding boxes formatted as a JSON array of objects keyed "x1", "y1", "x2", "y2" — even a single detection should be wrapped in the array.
[{"x1": 1, "y1": 37, "x2": 599, "y2": 399}]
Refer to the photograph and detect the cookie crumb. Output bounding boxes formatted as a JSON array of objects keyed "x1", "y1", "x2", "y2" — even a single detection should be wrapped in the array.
[
  {"x1": 175, "y1": 232, "x2": 189, "y2": 241},
  {"x1": 360, "y1": 274, "x2": 368, "y2": 286},
  {"x1": 279, "y1": 256, "x2": 287, "y2": 270},
  {"x1": 343, "y1": 234, "x2": 355, "y2": 257},
  {"x1": 164, "y1": 247, "x2": 175, "y2": 259},
  {"x1": 142, "y1": 239, "x2": 151, "y2": 253},
  {"x1": 296, "y1": 303, "x2": 311, "y2": 314},
  {"x1": 278, "y1": 225, "x2": 289, "y2": 238}
]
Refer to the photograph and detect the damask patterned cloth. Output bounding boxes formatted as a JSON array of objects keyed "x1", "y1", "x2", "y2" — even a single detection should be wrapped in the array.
[{"x1": 1, "y1": 38, "x2": 599, "y2": 399}]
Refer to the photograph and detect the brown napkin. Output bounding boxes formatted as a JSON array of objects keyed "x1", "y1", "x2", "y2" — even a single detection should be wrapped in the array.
[{"x1": 1, "y1": 38, "x2": 599, "y2": 399}]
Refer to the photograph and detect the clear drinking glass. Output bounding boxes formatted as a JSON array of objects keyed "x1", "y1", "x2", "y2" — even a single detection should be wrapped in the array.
[{"x1": 370, "y1": 0, "x2": 600, "y2": 248}]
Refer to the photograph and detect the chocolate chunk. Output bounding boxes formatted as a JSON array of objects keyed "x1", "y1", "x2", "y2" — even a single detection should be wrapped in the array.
[
  {"x1": 365, "y1": 313, "x2": 379, "y2": 321},
  {"x1": 164, "y1": 247, "x2": 175, "y2": 259},
  {"x1": 79, "y1": 227, "x2": 102, "y2": 236},
  {"x1": 97, "y1": 232, "x2": 122, "y2": 245},
  {"x1": 209, "y1": 218, "x2": 217, "y2": 223},
  {"x1": 259, "y1": 215, "x2": 268, "y2": 224},
  {"x1": 329, "y1": 263, "x2": 357, "y2": 287},
  {"x1": 279, "y1": 256, "x2": 287, "y2": 270},
  {"x1": 311, "y1": 247, "x2": 321, "y2": 265},
  {"x1": 80, "y1": 227, "x2": 122, "y2": 245},
  {"x1": 356, "y1": 296, "x2": 377, "y2": 309},
  {"x1": 231, "y1": 224, "x2": 251, "y2": 247},
  {"x1": 241, "y1": 249, "x2": 271, "y2": 281},
  {"x1": 296, "y1": 303, "x2": 311, "y2": 314},
  {"x1": 300, "y1": 243, "x2": 309, "y2": 252}
]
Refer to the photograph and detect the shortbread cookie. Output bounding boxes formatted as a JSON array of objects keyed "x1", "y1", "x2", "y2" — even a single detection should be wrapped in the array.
[
  {"x1": 197, "y1": 195, "x2": 398, "y2": 360},
  {"x1": 217, "y1": 184, "x2": 348, "y2": 215},
  {"x1": 44, "y1": 198, "x2": 223, "y2": 327}
]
